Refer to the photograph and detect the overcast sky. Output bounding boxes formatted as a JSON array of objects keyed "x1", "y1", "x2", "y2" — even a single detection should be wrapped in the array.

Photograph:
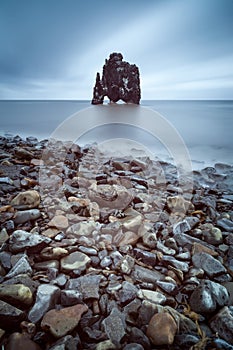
[{"x1": 1, "y1": 0, "x2": 233, "y2": 100}]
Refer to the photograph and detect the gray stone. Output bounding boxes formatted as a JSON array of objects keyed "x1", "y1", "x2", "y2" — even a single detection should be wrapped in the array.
[
  {"x1": 173, "y1": 219, "x2": 191, "y2": 235},
  {"x1": 156, "y1": 280, "x2": 178, "y2": 295},
  {"x1": 123, "y1": 299, "x2": 142, "y2": 325},
  {"x1": 133, "y1": 248, "x2": 157, "y2": 266},
  {"x1": 0, "y1": 300, "x2": 25, "y2": 329},
  {"x1": 189, "y1": 280, "x2": 229, "y2": 314},
  {"x1": 119, "y1": 281, "x2": 138, "y2": 305},
  {"x1": 89, "y1": 183, "x2": 133, "y2": 210},
  {"x1": 60, "y1": 251, "x2": 91, "y2": 273},
  {"x1": 61, "y1": 289, "x2": 83, "y2": 306},
  {"x1": 129, "y1": 327, "x2": 151, "y2": 350},
  {"x1": 132, "y1": 265, "x2": 163, "y2": 285},
  {"x1": 217, "y1": 218, "x2": 233, "y2": 232},
  {"x1": 120, "y1": 255, "x2": 135, "y2": 275},
  {"x1": 156, "y1": 241, "x2": 176, "y2": 255},
  {"x1": 192, "y1": 252, "x2": 226, "y2": 277},
  {"x1": 142, "y1": 231, "x2": 157, "y2": 248},
  {"x1": 162, "y1": 255, "x2": 189, "y2": 272},
  {"x1": 28, "y1": 284, "x2": 61, "y2": 323},
  {"x1": 140, "y1": 289, "x2": 166, "y2": 305},
  {"x1": 66, "y1": 274, "x2": 102, "y2": 300},
  {"x1": 210, "y1": 306, "x2": 233, "y2": 344},
  {"x1": 3, "y1": 274, "x2": 39, "y2": 294},
  {"x1": 100, "y1": 256, "x2": 112, "y2": 268},
  {"x1": 66, "y1": 221, "x2": 98, "y2": 237},
  {"x1": 0, "y1": 251, "x2": 12, "y2": 270},
  {"x1": 96, "y1": 340, "x2": 117, "y2": 350},
  {"x1": 14, "y1": 209, "x2": 41, "y2": 224},
  {"x1": 138, "y1": 300, "x2": 163, "y2": 326},
  {"x1": 48, "y1": 335, "x2": 81, "y2": 350},
  {"x1": 78, "y1": 246, "x2": 98, "y2": 255},
  {"x1": 123, "y1": 344, "x2": 144, "y2": 350},
  {"x1": 5, "y1": 255, "x2": 32, "y2": 279},
  {"x1": 102, "y1": 307, "x2": 126, "y2": 346},
  {"x1": 9, "y1": 230, "x2": 51, "y2": 253}
]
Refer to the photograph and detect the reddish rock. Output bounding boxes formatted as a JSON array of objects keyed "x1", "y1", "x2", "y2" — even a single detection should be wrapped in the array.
[
  {"x1": 41, "y1": 304, "x2": 88, "y2": 338},
  {"x1": 146, "y1": 312, "x2": 177, "y2": 346}
]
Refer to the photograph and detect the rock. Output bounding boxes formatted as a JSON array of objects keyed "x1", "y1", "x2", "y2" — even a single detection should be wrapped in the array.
[
  {"x1": 119, "y1": 281, "x2": 138, "y2": 305},
  {"x1": 167, "y1": 195, "x2": 191, "y2": 214},
  {"x1": 0, "y1": 300, "x2": 25, "y2": 329},
  {"x1": 202, "y1": 224, "x2": 223, "y2": 245},
  {"x1": 156, "y1": 280, "x2": 178, "y2": 295},
  {"x1": 40, "y1": 247, "x2": 68, "y2": 260},
  {"x1": 129, "y1": 327, "x2": 151, "y2": 350},
  {"x1": 47, "y1": 335, "x2": 81, "y2": 350},
  {"x1": 217, "y1": 218, "x2": 233, "y2": 232},
  {"x1": 189, "y1": 280, "x2": 229, "y2": 314},
  {"x1": 132, "y1": 265, "x2": 163, "y2": 285},
  {"x1": 146, "y1": 312, "x2": 177, "y2": 346},
  {"x1": 192, "y1": 252, "x2": 226, "y2": 277},
  {"x1": 60, "y1": 251, "x2": 91, "y2": 274},
  {"x1": 14, "y1": 147, "x2": 34, "y2": 160},
  {"x1": 0, "y1": 227, "x2": 9, "y2": 244},
  {"x1": 28, "y1": 284, "x2": 60, "y2": 323},
  {"x1": 66, "y1": 275, "x2": 102, "y2": 300},
  {"x1": 5, "y1": 332, "x2": 42, "y2": 350},
  {"x1": 89, "y1": 184, "x2": 133, "y2": 210},
  {"x1": 47, "y1": 215, "x2": 69, "y2": 229},
  {"x1": 3, "y1": 274, "x2": 39, "y2": 294},
  {"x1": 173, "y1": 219, "x2": 192, "y2": 235},
  {"x1": 96, "y1": 340, "x2": 117, "y2": 350},
  {"x1": 66, "y1": 221, "x2": 98, "y2": 236},
  {"x1": 9, "y1": 230, "x2": 51, "y2": 253},
  {"x1": 10, "y1": 190, "x2": 40, "y2": 209},
  {"x1": 140, "y1": 290, "x2": 166, "y2": 304},
  {"x1": 134, "y1": 248, "x2": 157, "y2": 266},
  {"x1": 117, "y1": 231, "x2": 139, "y2": 246},
  {"x1": 209, "y1": 306, "x2": 233, "y2": 344},
  {"x1": 120, "y1": 255, "x2": 135, "y2": 275},
  {"x1": 14, "y1": 209, "x2": 41, "y2": 224},
  {"x1": 142, "y1": 231, "x2": 157, "y2": 249},
  {"x1": 162, "y1": 255, "x2": 189, "y2": 272},
  {"x1": 102, "y1": 307, "x2": 126, "y2": 346},
  {"x1": 0, "y1": 284, "x2": 33, "y2": 307},
  {"x1": 5, "y1": 255, "x2": 32, "y2": 279},
  {"x1": 92, "y1": 52, "x2": 140, "y2": 105},
  {"x1": 61, "y1": 290, "x2": 83, "y2": 306},
  {"x1": 123, "y1": 344, "x2": 144, "y2": 350},
  {"x1": 41, "y1": 303, "x2": 88, "y2": 338}
]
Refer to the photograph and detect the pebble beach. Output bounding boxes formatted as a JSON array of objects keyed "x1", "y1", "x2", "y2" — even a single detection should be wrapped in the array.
[{"x1": 0, "y1": 134, "x2": 233, "y2": 349}]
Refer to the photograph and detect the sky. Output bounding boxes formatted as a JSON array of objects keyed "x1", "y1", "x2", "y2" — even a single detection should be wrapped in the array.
[{"x1": 0, "y1": 0, "x2": 233, "y2": 100}]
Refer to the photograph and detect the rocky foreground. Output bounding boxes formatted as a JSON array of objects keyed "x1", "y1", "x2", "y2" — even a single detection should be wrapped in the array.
[{"x1": 0, "y1": 135, "x2": 233, "y2": 350}]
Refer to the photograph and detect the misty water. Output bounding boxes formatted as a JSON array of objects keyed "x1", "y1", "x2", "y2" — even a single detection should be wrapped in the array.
[{"x1": 0, "y1": 100, "x2": 232, "y2": 170}]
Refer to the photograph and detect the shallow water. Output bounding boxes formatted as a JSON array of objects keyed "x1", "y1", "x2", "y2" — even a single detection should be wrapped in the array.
[{"x1": 0, "y1": 99, "x2": 232, "y2": 169}]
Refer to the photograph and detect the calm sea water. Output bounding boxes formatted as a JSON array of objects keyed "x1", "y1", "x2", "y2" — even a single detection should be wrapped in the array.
[{"x1": 0, "y1": 100, "x2": 232, "y2": 169}]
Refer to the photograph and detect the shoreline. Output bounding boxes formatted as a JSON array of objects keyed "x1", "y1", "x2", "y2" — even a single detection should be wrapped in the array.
[{"x1": 0, "y1": 134, "x2": 233, "y2": 349}]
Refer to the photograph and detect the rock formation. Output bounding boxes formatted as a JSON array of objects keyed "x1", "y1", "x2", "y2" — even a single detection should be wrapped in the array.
[{"x1": 91, "y1": 53, "x2": 141, "y2": 105}]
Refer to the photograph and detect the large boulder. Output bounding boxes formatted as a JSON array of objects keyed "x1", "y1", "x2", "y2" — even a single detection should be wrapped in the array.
[{"x1": 91, "y1": 53, "x2": 141, "y2": 105}]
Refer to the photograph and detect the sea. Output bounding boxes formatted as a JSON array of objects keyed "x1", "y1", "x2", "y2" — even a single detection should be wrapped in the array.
[{"x1": 0, "y1": 100, "x2": 232, "y2": 170}]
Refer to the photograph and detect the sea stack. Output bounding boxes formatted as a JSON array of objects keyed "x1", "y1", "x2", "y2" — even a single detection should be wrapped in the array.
[{"x1": 91, "y1": 52, "x2": 141, "y2": 105}]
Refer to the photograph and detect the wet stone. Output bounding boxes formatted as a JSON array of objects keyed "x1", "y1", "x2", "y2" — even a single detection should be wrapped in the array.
[
  {"x1": 28, "y1": 284, "x2": 61, "y2": 323},
  {"x1": 146, "y1": 312, "x2": 178, "y2": 346},
  {"x1": 41, "y1": 303, "x2": 88, "y2": 338},
  {"x1": 0, "y1": 300, "x2": 25, "y2": 330},
  {"x1": 132, "y1": 265, "x2": 163, "y2": 285},
  {"x1": 189, "y1": 280, "x2": 229, "y2": 314},
  {"x1": 14, "y1": 209, "x2": 41, "y2": 224},
  {"x1": 118, "y1": 281, "x2": 138, "y2": 305},
  {"x1": 60, "y1": 251, "x2": 91, "y2": 273},
  {"x1": 9, "y1": 230, "x2": 51, "y2": 253},
  {"x1": 102, "y1": 307, "x2": 126, "y2": 347},
  {"x1": 66, "y1": 274, "x2": 102, "y2": 300},
  {"x1": 5, "y1": 255, "x2": 32, "y2": 279},
  {"x1": 192, "y1": 252, "x2": 226, "y2": 277},
  {"x1": 0, "y1": 283, "x2": 33, "y2": 307},
  {"x1": 210, "y1": 306, "x2": 233, "y2": 344},
  {"x1": 10, "y1": 190, "x2": 40, "y2": 209}
]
